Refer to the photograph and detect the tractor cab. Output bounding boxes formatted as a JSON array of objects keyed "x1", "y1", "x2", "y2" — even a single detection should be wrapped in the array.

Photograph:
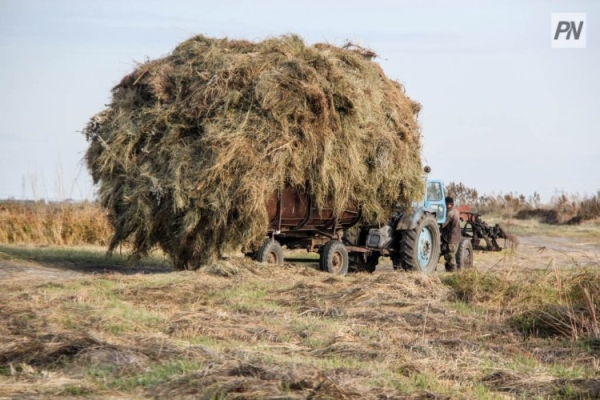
[{"x1": 424, "y1": 178, "x2": 447, "y2": 225}]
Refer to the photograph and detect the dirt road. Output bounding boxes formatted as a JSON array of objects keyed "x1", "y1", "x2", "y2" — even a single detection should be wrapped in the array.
[
  {"x1": 495, "y1": 234, "x2": 600, "y2": 270},
  {"x1": 1, "y1": 231, "x2": 597, "y2": 282}
]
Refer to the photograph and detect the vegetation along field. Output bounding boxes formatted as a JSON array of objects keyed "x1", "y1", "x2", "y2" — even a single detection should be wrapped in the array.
[{"x1": 0, "y1": 193, "x2": 599, "y2": 399}]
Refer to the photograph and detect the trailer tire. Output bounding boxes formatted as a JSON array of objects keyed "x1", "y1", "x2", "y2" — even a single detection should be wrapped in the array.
[
  {"x1": 397, "y1": 214, "x2": 440, "y2": 274},
  {"x1": 456, "y1": 238, "x2": 473, "y2": 269},
  {"x1": 320, "y1": 240, "x2": 349, "y2": 276},
  {"x1": 254, "y1": 238, "x2": 284, "y2": 265}
]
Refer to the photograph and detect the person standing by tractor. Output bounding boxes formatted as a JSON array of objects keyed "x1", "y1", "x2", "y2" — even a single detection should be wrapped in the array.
[{"x1": 440, "y1": 196, "x2": 462, "y2": 271}]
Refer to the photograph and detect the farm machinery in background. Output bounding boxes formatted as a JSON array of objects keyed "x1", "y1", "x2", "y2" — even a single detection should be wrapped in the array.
[{"x1": 457, "y1": 206, "x2": 517, "y2": 252}]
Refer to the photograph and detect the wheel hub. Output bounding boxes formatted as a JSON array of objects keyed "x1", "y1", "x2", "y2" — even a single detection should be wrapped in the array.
[
  {"x1": 267, "y1": 251, "x2": 278, "y2": 264},
  {"x1": 417, "y1": 227, "x2": 433, "y2": 269},
  {"x1": 331, "y1": 251, "x2": 343, "y2": 273}
]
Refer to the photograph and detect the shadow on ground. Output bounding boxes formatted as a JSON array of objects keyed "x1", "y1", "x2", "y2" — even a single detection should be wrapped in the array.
[{"x1": 0, "y1": 244, "x2": 171, "y2": 276}]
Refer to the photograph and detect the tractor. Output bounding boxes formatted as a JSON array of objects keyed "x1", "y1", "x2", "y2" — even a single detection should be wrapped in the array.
[{"x1": 342, "y1": 167, "x2": 473, "y2": 274}]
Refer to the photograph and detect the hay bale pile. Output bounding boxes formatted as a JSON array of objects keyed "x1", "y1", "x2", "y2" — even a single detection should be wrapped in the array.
[{"x1": 83, "y1": 34, "x2": 424, "y2": 270}]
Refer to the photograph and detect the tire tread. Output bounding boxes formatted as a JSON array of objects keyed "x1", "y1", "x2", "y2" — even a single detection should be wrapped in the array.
[
  {"x1": 255, "y1": 239, "x2": 284, "y2": 265},
  {"x1": 397, "y1": 214, "x2": 441, "y2": 273}
]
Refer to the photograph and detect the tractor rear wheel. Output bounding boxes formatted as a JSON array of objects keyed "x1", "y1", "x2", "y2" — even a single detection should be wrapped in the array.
[{"x1": 397, "y1": 214, "x2": 441, "y2": 274}]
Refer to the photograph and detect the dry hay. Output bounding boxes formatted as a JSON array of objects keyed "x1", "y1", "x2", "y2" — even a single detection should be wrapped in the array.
[
  {"x1": 2, "y1": 259, "x2": 600, "y2": 398},
  {"x1": 511, "y1": 269, "x2": 600, "y2": 339},
  {"x1": 481, "y1": 370, "x2": 600, "y2": 398},
  {"x1": 515, "y1": 207, "x2": 583, "y2": 225},
  {"x1": 149, "y1": 359, "x2": 363, "y2": 399},
  {"x1": 515, "y1": 208, "x2": 564, "y2": 224},
  {"x1": 0, "y1": 333, "x2": 104, "y2": 368},
  {"x1": 83, "y1": 34, "x2": 424, "y2": 270},
  {"x1": 0, "y1": 332, "x2": 148, "y2": 370}
]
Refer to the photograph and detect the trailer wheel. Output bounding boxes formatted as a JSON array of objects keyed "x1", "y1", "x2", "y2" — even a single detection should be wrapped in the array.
[
  {"x1": 254, "y1": 238, "x2": 284, "y2": 265},
  {"x1": 456, "y1": 238, "x2": 473, "y2": 269},
  {"x1": 397, "y1": 214, "x2": 441, "y2": 274},
  {"x1": 320, "y1": 240, "x2": 349, "y2": 276}
]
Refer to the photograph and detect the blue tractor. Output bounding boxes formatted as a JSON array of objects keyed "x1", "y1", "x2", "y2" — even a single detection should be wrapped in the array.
[{"x1": 344, "y1": 167, "x2": 474, "y2": 273}]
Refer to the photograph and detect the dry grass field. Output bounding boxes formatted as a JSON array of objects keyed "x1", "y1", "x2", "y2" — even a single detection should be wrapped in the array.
[
  {"x1": 0, "y1": 216, "x2": 599, "y2": 399},
  {"x1": 0, "y1": 201, "x2": 111, "y2": 246}
]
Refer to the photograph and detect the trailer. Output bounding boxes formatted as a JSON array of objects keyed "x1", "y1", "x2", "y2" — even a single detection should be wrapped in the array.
[{"x1": 250, "y1": 186, "x2": 362, "y2": 275}]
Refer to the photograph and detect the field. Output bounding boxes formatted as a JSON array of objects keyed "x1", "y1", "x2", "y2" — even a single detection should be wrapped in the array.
[{"x1": 0, "y1": 213, "x2": 599, "y2": 399}]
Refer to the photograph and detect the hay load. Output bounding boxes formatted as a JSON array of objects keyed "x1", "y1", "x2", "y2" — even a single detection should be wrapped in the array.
[{"x1": 83, "y1": 34, "x2": 424, "y2": 270}]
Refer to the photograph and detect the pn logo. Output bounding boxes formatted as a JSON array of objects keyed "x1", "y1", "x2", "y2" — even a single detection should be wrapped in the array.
[{"x1": 551, "y1": 13, "x2": 586, "y2": 48}]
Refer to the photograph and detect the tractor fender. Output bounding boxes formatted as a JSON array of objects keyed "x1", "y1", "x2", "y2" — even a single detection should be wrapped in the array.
[{"x1": 395, "y1": 207, "x2": 428, "y2": 231}]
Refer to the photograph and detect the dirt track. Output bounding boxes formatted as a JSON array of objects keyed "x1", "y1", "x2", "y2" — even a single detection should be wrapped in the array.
[
  {"x1": 502, "y1": 234, "x2": 600, "y2": 269},
  {"x1": 0, "y1": 248, "x2": 169, "y2": 282},
  {"x1": 519, "y1": 234, "x2": 600, "y2": 254},
  {"x1": 1, "y1": 232, "x2": 598, "y2": 282}
]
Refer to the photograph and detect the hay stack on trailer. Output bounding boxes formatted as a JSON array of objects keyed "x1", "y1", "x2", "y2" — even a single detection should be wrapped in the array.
[{"x1": 83, "y1": 34, "x2": 424, "y2": 270}]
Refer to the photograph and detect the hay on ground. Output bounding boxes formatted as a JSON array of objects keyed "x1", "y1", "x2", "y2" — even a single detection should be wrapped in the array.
[{"x1": 83, "y1": 34, "x2": 424, "y2": 269}]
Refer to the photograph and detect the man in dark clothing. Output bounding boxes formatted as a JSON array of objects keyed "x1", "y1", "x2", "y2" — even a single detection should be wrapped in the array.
[{"x1": 440, "y1": 196, "x2": 462, "y2": 271}]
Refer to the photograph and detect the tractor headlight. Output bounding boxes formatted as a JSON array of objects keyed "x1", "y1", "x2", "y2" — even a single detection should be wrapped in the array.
[{"x1": 436, "y1": 204, "x2": 444, "y2": 217}]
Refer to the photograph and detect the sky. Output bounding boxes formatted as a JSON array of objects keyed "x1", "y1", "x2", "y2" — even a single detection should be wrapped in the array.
[{"x1": 0, "y1": 0, "x2": 598, "y2": 202}]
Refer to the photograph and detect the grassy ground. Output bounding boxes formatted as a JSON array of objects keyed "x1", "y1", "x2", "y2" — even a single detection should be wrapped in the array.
[
  {"x1": 0, "y1": 243, "x2": 599, "y2": 399},
  {"x1": 482, "y1": 215, "x2": 600, "y2": 240}
]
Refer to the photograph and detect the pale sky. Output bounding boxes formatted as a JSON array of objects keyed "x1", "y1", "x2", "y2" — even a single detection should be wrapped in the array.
[{"x1": 0, "y1": 0, "x2": 598, "y2": 202}]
